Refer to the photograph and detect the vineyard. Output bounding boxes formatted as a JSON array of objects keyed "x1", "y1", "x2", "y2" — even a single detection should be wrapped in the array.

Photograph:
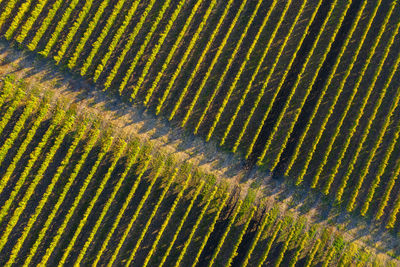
[
  {"x1": 0, "y1": 0, "x2": 399, "y2": 265},
  {"x1": 0, "y1": 78, "x2": 376, "y2": 266}
]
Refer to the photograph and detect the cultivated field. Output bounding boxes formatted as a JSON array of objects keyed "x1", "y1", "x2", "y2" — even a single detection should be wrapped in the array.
[
  {"x1": 0, "y1": 78, "x2": 375, "y2": 266},
  {"x1": 0, "y1": 0, "x2": 399, "y2": 265}
]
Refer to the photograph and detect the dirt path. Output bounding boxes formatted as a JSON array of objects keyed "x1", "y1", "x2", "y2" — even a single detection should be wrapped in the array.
[
  {"x1": 0, "y1": 40, "x2": 399, "y2": 264},
  {"x1": 0, "y1": 41, "x2": 258, "y2": 187}
]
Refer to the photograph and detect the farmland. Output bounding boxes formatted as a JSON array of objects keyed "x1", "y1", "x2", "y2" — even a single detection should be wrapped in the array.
[
  {"x1": 0, "y1": 0, "x2": 399, "y2": 265},
  {"x1": 0, "y1": 77, "x2": 377, "y2": 266}
]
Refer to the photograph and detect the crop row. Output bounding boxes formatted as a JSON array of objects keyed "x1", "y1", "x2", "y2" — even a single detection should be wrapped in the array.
[
  {"x1": 0, "y1": 0, "x2": 357, "y2": 179},
  {"x1": 260, "y1": 0, "x2": 400, "y2": 224},
  {"x1": 0, "y1": 77, "x2": 375, "y2": 265},
  {"x1": 1, "y1": 0, "x2": 400, "y2": 252}
]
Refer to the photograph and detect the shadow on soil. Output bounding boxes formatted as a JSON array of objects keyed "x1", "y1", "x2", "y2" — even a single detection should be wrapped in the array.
[{"x1": 0, "y1": 40, "x2": 399, "y2": 261}]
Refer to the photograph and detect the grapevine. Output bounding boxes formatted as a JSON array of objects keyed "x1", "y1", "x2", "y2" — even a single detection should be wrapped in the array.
[{"x1": 5, "y1": 122, "x2": 87, "y2": 265}]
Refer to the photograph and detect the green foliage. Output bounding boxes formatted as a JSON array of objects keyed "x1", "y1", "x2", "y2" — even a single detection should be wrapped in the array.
[
  {"x1": 257, "y1": 220, "x2": 283, "y2": 267},
  {"x1": 274, "y1": 223, "x2": 297, "y2": 267},
  {"x1": 218, "y1": 0, "x2": 296, "y2": 146},
  {"x1": 336, "y1": 17, "x2": 400, "y2": 203},
  {"x1": 107, "y1": 165, "x2": 178, "y2": 266},
  {"x1": 305, "y1": 239, "x2": 321, "y2": 267},
  {"x1": 285, "y1": 0, "x2": 368, "y2": 178},
  {"x1": 53, "y1": 0, "x2": 95, "y2": 62},
  {"x1": 27, "y1": 0, "x2": 64, "y2": 51},
  {"x1": 229, "y1": 0, "x2": 312, "y2": 152},
  {"x1": 158, "y1": 181, "x2": 205, "y2": 266},
  {"x1": 153, "y1": 0, "x2": 217, "y2": 113},
  {"x1": 80, "y1": 0, "x2": 127, "y2": 75},
  {"x1": 0, "y1": 0, "x2": 393, "y2": 263},
  {"x1": 39, "y1": 0, "x2": 80, "y2": 57},
  {"x1": 241, "y1": 188, "x2": 256, "y2": 215},
  {"x1": 0, "y1": 100, "x2": 49, "y2": 199},
  {"x1": 67, "y1": 0, "x2": 112, "y2": 68},
  {"x1": 0, "y1": 106, "x2": 62, "y2": 217},
  {"x1": 225, "y1": 208, "x2": 255, "y2": 267},
  {"x1": 256, "y1": 0, "x2": 343, "y2": 166},
  {"x1": 207, "y1": 199, "x2": 243, "y2": 267},
  {"x1": 191, "y1": 193, "x2": 229, "y2": 266},
  {"x1": 322, "y1": 242, "x2": 337, "y2": 267},
  {"x1": 168, "y1": 0, "x2": 239, "y2": 121},
  {"x1": 240, "y1": 211, "x2": 270, "y2": 267},
  {"x1": 363, "y1": 110, "x2": 400, "y2": 216},
  {"x1": 386, "y1": 193, "x2": 400, "y2": 228},
  {"x1": 139, "y1": 173, "x2": 192, "y2": 267},
  {"x1": 0, "y1": 0, "x2": 21, "y2": 31},
  {"x1": 376, "y1": 158, "x2": 400, "y2": 220},
  {"x1": 0, "y1": 96, "x2": 37, "y2": 166},
  {"x1": 308, "y1": 2, "x2": 394, "y2": 191},
  {"x1": 348, "y1": 60, "x2": 400, "y2": 212},
  {"x1": 269, "y1": 0, "x2": 352, "y2": 173},
  {"x1": 6, "y1": 122, "x2": 87, "y2": 265},
  {"x1": 5, "y1": 0, "x2": 35, "y2": 40},
  {"x1": 0, "y1": 89, "x2": 25, "y2": 136},
  {"x1": 59, "y1": 140, "x2": 127, "y2": 265},
  {"x1": 174, "y1": 186, "x2": 218, "y2": 266},
  {"x1": 91, "y1": 146, "x2": 148, "y2": 266},
  {"x1": 121, "y1": 0, "x2": 185, "y2": 98},
  {"x1": 19, "y1": 4, "x2": 48, "y2": 41},
  {"x1": 1, "y1": 114, "x2": 74, "y2": 265},
  {"x1": 194, "y1": 0, "x2": 277, "y2": 135},
  {"x1": 39, "y1": 134, "x2": 113, "y2": 265},
  {"x1": 93, "y1": 0, "x2": 142, "y2": 81}
]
